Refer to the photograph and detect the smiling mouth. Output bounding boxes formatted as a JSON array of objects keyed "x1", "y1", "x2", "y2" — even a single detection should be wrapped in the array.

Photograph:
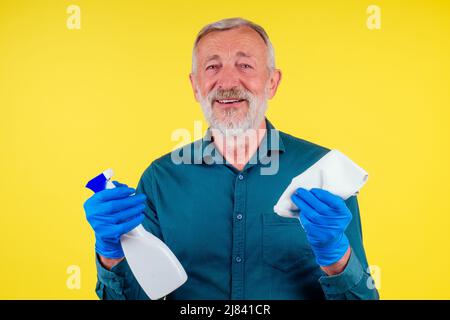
[{"x1": 215, "y1": 99, "x2": 247, "y2": 106}]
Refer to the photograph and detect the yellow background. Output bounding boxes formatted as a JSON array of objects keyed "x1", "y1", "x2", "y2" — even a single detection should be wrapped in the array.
[{"x1": 1, "y1": 0, "x2": 449, "y2": 299}]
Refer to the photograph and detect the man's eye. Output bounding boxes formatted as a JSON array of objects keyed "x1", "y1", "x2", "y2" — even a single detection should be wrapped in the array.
[
  {"x1": 240, "y1": 64, "x2": 253, "y2": 69},
  {"x1": 206, "y1": 65, "x2": 218, "y2": 70}
]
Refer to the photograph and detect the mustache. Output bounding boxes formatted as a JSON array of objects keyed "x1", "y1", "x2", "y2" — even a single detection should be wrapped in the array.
[{"x1": 207, "y1": 87, "x2": 253, "y2": 104}]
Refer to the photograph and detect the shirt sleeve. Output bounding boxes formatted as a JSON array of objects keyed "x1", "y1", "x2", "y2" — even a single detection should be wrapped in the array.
[
  {"x1": 95, "y1": 254, "x2": 149, "y2": 300},
  {"x1": 94, "y1": 164, "x2": 163, "y2": 300},
  {"x1": 318, "y1": 196, "x2": 380, "y2": 300}
]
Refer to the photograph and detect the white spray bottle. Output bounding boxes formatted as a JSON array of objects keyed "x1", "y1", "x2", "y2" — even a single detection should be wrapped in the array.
[{"x1": 86, "y1": 169, "x2": 188, "y2": 299}]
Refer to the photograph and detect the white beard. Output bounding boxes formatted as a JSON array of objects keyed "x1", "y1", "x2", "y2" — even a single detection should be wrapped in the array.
[{"x1": 198, "y1": 87, "x2": 268, "y2": 137}]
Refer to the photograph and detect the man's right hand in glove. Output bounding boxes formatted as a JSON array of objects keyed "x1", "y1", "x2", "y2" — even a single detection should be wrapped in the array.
[{"x1": 83, "y1": 181, "x2": 147, "y2": 269}]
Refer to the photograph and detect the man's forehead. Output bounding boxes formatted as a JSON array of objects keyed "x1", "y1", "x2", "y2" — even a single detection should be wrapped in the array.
[{"x1": 205, "y1": 51, "x2": 252, "y2": 62}]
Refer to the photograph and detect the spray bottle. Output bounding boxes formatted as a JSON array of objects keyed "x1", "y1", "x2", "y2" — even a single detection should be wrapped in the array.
[{"x1": 86, "y1": 169, "x2": 187, "y2": 299}]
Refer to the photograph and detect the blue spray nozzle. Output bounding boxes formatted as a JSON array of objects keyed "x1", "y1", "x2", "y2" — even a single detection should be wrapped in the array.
[{"x1": 86, "y1": 169, "x2": 114, "y2": 193}]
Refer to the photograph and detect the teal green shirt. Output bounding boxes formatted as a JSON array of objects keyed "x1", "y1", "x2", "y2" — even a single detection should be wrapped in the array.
[{"x1": 95, "y1": 119, "x2": 379, "y2": 300}]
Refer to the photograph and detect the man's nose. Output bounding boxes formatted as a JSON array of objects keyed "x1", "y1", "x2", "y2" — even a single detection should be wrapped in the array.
[{"x1": 216, "y1": 65, "x2": 241, "y2": 90}]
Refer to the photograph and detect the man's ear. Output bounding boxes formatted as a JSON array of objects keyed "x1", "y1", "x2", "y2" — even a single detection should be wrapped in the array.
[
  {"x1": 189, "y1": 73, "x2": 199, "y2": 102},
  {"x1": 267, "y1": 69, "x2": 282, "y2": 100}
]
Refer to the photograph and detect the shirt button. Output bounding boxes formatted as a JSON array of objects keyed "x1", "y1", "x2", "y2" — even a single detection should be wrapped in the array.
[
  {"x1": 236, "y1": 214, "x2": 243, "y2": 220},
  {"x1": 235, "y1": 256, "x2": 242, "y2": 263},
  {"x1": 238, "y1": 174, "x2": 244, "y2": 180}
]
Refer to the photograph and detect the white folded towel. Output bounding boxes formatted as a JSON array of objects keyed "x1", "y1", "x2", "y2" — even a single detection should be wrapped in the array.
[{"x1": 274, "y1": 149, "x2": 369, "y2": 218}]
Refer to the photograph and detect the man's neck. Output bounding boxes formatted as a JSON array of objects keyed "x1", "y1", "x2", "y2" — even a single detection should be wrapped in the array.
[{"x1": 212, "y1": 120, "x2": 267, "y2": 171}]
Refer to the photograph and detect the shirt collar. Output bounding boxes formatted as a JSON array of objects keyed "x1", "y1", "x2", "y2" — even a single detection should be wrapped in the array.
[{"x1": 192, "y1": 118, "x2": 285, "y2": 165}]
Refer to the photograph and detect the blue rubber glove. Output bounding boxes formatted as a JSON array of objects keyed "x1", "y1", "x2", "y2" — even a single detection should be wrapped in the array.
[
  {"x1": 83, "y1": 181, "x2": 147, "y2": 259},
  {"x1": 291, "y1": 187, "x2": 352, "y2": 266}
]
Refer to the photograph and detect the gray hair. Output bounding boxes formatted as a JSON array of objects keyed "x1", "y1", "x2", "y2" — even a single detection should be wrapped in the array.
[{"x1": 191, "y1": 17, "x2": 275, "y2": 74}]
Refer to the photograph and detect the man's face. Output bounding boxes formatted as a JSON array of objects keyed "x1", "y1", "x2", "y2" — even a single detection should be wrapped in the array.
[{"x1": 190, "y1": 26, "x2": 281, "y2": 136}]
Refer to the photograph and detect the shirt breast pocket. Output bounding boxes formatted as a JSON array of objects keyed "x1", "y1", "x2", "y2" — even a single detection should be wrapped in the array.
[{"x1": 262, "y1": 212, "x2": 315, "y2": 272}]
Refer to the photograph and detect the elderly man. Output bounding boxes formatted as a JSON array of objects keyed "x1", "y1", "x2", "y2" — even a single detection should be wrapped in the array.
[{"x1": 84, "y1": 18, "x2": 379, "y2": 300}]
